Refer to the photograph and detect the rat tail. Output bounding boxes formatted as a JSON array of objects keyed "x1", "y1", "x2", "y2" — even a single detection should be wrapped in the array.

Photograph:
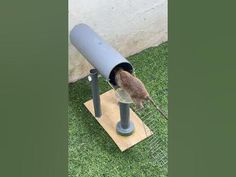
[{"x1": 147, "y1": 96, "x2": 168, "y2": 120}]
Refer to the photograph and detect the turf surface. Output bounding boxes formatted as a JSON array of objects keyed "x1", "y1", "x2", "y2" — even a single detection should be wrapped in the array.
[{"x1": 69, "y1": 42, "x2": 168, "y2": 177}]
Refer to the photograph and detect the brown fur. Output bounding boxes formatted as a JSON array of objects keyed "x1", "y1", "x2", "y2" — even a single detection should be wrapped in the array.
[
  {"x1": 115, "y1": 69, "x2": 149, "y2": 107},
  {"x1": 115, "y1": 68, "x2": 168, "y2": 120}
]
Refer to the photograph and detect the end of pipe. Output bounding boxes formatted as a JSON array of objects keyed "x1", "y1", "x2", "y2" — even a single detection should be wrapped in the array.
[
  {"x1": 109, "y1": 62, "x2": 133, "y2": 86},
  {"x1": 70, "y1": 23, "x2": 91, "y2": 47}
]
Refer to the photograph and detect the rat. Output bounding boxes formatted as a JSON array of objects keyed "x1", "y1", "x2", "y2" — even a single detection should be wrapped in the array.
[{"x1": 115, "y1": 68, "x2": 168, "y2": 120}]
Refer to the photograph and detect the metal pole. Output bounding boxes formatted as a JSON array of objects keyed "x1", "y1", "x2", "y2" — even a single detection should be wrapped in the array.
[
  {"x1": 116, "y1": 102, "x2": 134, "y2": 136},
  {"x1": 88, "y1": 69, "x2": 102, "y2": 117}
]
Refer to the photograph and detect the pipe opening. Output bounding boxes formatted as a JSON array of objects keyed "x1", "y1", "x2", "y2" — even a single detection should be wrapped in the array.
[{"x1": 109, "y1": 62, "x2": 133, "y2": 86}]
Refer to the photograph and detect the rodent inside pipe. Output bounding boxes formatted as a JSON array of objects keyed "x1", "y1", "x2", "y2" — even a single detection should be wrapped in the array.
[{"x1": 114, "y1": 68, "x2": 168, "y2": 120}]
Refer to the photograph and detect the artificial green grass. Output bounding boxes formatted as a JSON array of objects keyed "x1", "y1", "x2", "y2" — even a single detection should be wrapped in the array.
[{"x1": 69, "y1": 42, "x2": 168, "y2": 177}]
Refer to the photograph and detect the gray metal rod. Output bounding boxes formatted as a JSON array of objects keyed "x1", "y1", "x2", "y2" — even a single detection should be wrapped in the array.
[
  {"x1": 89, "y1": 69, "x2": 102, "y2": 117},
  {"x1": 119, "y1": 102, "x2": 130, "y2": 129},
  {"x1": 116, "y1": 102, "x2": 134, "y2": 136}
]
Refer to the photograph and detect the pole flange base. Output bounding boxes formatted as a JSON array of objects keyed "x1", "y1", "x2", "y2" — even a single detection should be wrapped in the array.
[{"x1": 116, "y1": 121, "x2": 134, "y2": 136}]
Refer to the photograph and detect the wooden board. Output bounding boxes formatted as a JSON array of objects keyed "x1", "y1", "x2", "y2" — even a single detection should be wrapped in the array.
[{"x1": 84, "y1": 89, "x2": 153, "y2": 151}]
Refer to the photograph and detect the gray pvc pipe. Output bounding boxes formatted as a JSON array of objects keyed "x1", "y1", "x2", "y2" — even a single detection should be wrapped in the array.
[
  {"x1": 70, "y1": 24, "x2": 133, "y2": 85},
  {"x1": 89, "y1": 69, "x2": 102, "y2": 117}
]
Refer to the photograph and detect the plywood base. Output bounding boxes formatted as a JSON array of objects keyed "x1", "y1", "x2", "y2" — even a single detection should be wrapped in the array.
[{"x1": 84, "y1": 89, "x2": 153, "y2": 151}]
